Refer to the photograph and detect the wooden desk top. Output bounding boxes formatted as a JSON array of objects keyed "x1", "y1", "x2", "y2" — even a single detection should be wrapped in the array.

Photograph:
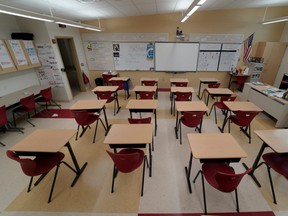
[
  {"x1": 170, "y1": 78, "x2": 189, "y2": 83},
  {"x1": 132, "y1": 86, "x2": 157, "y2": 92},
  {"x1": 70, "y1": 99, "x2": 107, "y2": 110},
  {"x1": 224, "y1": 101, "x2": 262, "y2": 112},
  {"x1": 102, "y1": 71, "x2": 118, "y2": 76},
  {"x1": 126, "y1": 99, "x2": 158, "y2": 109},
  {"x1": 187, "y1": 133, "x2": 247, "y2": 160},
  {"x1": 104, "y1": 124, "x2": 153, "y2": 144},
  {"x1": 171, "y1": 87, "x2": 195, "y2": 93},
  {"x1": 206, "y1": 88, "x2": 234, "y2": 95},
  {"x1": 109, "y1": 77, "x2": 130, "y2": 81},
  {"x1": 92, "y1": 86, "x2": 118, "y2": 92},
  {"x1": 10, "y1": 129, "x2": 76, "y2": 153},
  {"x1": 254, "y1": 129, "x2": 288, "y2": 153},
  {"x1": 199, "y1": 78, "x2": 219, "y2": 82},
  {"x1": 175, "y1": 101, "x2": 209, "y2": 112},
  {"x1": 140, "y1": 77, "x2": 159, "y2": 82},
  {"x1": 0, "y1": 85, "x2": 48, "y2": 107}
]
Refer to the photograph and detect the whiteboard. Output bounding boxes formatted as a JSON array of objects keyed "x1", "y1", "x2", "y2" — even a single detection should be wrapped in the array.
[
  {"x1": 83, "y1": 41, "x2": 114, "y2": 70},
  {"x1": 155, "y1": 42, "x2": 199, "y2": 72},
  {"x1": 197, "y1": 43, "x2": 221, "y2": 71},
  {"x1": 218, "y1": 43, "x2": 242, "y2": 71},
  {"x1": 113, "y1": 42, "x2": 154, "y2": 71}
]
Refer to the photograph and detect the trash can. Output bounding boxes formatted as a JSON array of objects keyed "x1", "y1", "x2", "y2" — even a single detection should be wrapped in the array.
[{"x1": 95, "y1": 78, "x2": 104, "y2": 86}]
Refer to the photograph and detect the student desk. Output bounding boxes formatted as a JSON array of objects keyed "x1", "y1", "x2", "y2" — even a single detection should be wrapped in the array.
[
  {"x1": 104, "y1": 124, "x2": 153, "y2": 177},
  {"x1": 0, "y1": 85, "x2": 48, "y2": 109},
  {"x1": 92, "y1": 86, "x2": 121, "y2": 114},
  {"x1": 170, "y1": 78, "x2": 189, "y2": 86},
  {"x1": 102, "y1": 71, "x2": 118, "y2": 76},
  {"x1": 126, "y1": 99, "x2": 158, "y2": 136},
  {"x1": 140, "y1": 78, "x2": 159, "y2": 98},
  {"x1": 109, "y1": 77, "x2": 130, "y2": 99},
  {"x1": 228, "y1": 73, "x2": 250, "y2": 89},
  {"x1": 185, "y1": 133, "x2": 247, "y2": 193},
  {"x1": 174, "y1": 101, "x2": 208, "y2": 139},
  {"x1": 9, "y1": 129, "x2": 87, "y2": 187},
  {"x1": 243, "y1": 129, "x2": 288, "y2": 187},
  {"x1": 203, "y1": 88, "x2": 234, "y2": 106},
  {"x1": 70, "y1": 99, "x2": 110, "y2": 134},
  {"x1": 132, "y1": 86, "x2": 157, "y2": 99},
  {"x1": 170, "y1": 86, "x2": 195, "y2": 115},
  {"x1": 197, "y1": 78, "x2": 219, "y2": 99},
  {"x1": 220, "y1": 101, "x2": 262, "y2": 132}
]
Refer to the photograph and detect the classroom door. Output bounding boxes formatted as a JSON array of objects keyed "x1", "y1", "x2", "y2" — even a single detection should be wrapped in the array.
[{"x1": 56, "y1": 38, "x2": 85, "y2": 96}]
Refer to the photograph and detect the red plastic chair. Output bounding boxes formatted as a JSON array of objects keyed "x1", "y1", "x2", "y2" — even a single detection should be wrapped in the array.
[
  {"x1": 111, "y1": 80, "x2": 128, "y2": 99},
  {"x1": 172, "y1": 91, "x2": 192, "y2": 115},
  {"x1": 255, "y1": 152, "x2": 288, "y2": 204},
  {"x1": 231, "y1": 76, "x2": 249, "y2": 91},
  {"x1": 6, "y1": 150, "x2": 71, "y2": 203},
  {"x1": 177, "y1": 111, "x2": 205, "y2": 144},
  {"x1": 0, "y1": 106, "x2": 23, "y2": 145},
  {"x1": 102, "y1": 74, "x2": 113, "y2": 86},
  {"x1": 175, "y1": 82, "x2": 188, "y2": 87},
  {"x1": 139, "y1": 91, "x2": 154, "y2": 99},
  {"x1": 12, "y1": 94, "x2": 36, "y2": 127},
  {"x1": 201, "y1": 82, "x2": 220, "y2": 100},
  {"x1": 209, "y1": 96, "x2": 237, "y2": 124},
  {"x1": 106, "y1": 148, "x2": 146, "y2": 196},
  {"x1": 193, "y1": 163, "x2": 252, "y2": 214},
  {"x1": 142, "y1": 80, "x2": 156, "y2": 86},
  {"x1": 95, "y1": 91, "x2": 119, "y2": 116},
  {"x1": 35, "y1": 87, "x2": 61, "y2": 110},
  {"x1": 227, "y1": 111, "x2": 259, "y2": 143},
  {"x1": 73, "y1": 110, "x2": 106, "y2": 143}
]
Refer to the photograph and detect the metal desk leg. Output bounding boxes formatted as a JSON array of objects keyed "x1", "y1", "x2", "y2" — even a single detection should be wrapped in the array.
[
  {"x1": 185, "y1": 153, "x2": 193, "y2": 193},
  {"x1": 149, "y1": 144, "x2": 152, "y2": 177},
  {"x1": 198, "y1": 81, "x2": 202, "y2": 99},
  {"x1": 65, "y1": 142, "x2": 88, "y2": 187},
  {"x1": 102, "y1": 106, "x2": 111, "y2": 135},
  {"x1": 154, "y1": 109, "x2": 157, "y2": 136}
]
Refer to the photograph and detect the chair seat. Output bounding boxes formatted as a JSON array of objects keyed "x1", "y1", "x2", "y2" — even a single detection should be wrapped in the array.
[
  {"x1": 118, "y1": 148, "x2": 144, "y2": 172},
  {"x1": 84, "y1": 114, "x2": 100, "y2": 126},
  {"x1": 263, "y1": 152, "x2": 288, "y2": 177},
  {"x1": 214, "y1": 102, "x2": 228, "y2": 110},
  {"x1": 202, "y1": 163, "x2": 235, "y2": 192}
]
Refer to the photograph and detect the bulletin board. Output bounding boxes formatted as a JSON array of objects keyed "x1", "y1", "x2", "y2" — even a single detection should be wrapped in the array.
[
  {"x1": 0, "y1": 40, "x2": 17, "y2": 73},
  {"x1": 21, "y1": 40, "x2": 41, "y2": 68},
  {"x1": 5, "y1": 39, "x2": 30, "y2": 70}
]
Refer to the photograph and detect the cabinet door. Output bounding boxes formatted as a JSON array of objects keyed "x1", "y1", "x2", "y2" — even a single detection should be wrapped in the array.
[{"x1": 255, "y1": 42, "x2": 287, "y2": 85}]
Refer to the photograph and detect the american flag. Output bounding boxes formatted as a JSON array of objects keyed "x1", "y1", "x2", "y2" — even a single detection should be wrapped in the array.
[{"x1": 243, "y1": 33, "x2": 254, "y2": 62}]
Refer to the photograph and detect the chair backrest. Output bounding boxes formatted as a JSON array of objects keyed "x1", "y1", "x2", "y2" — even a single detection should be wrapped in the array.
[
  {"x1": 208, "y1": 83, "x2": 220, "y2": 88},
  {"x1": 111, "y1": 80, "x2": 124, "y2": 90},
  {"x1": 128, "y1": 117, "x2": 152, "y2": 124},
  {"x1": 6, "y1": 150, "x2": 37, "y2": 176},
  {"x1": 73, "y1": 110, "x2": 90, "y2": 125},
  {"x1": 95, "y1": 91, "x2": 114, "y2": 103},
  {"x1": 0, "y1": 105, "x2": 8, "y2": 127},
  {"x1": 175, "y1": 91, "x2": 192, "y2": 101},
  {"x1": 220, "y1": 96, "x2": 237, "y2": 102},
  {"x1": 215, "y1": 168, "x2": 252, "y2": 193},
  {"x1": 139, "y1": 91, "x2": 154, "y2": 99},
  {"x1": 181, "y1": 111, "x2": 205, "y2": 128},
  {"x1": 235, "y1": 76, "x2": 249, "y2": 85},
  {"x1": 142, "y1": 80, "x2": 156, "y2": 86},
  {"x1": 106, "y1": 150, "x2": 143, "y2": 173},
  {"x1": 20, "y1": 94, "x2": 35, "y2": 110},
  {"x1": 40, "y1": 87, "x2": 52, "y2": 101},
  {"x1": 175, "y1": 82, "x2": 188, "y2": 87},
  {"x1": 102, "y1": 74, "x2": 113, "y2": 84},
  {"x1": 234, "y1": 111, "x2": 259, "y2": 126}
]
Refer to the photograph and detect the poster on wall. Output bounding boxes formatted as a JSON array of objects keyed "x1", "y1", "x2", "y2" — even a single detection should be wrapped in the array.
[
  {"x1": 6, "y1": 40, "x2": 28, "y2": 66},
  {"x1": 22, "y1": 40, "x2": 41, "y2": 66},
  {"x1": 0, "y1": 40, "x2": 16, "y2": 70},
  {"x1": 36, "y1": 44, "x2": 64, "y2": 87}
]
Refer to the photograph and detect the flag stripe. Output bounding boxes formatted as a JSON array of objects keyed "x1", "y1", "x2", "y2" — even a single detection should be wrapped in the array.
[{"x1": 243, "y1": 33, "x2": 254, "y2": 62}]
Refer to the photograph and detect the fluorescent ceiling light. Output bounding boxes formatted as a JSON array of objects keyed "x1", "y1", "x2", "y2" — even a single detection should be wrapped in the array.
[
  {"x1": 0, "y1": 4, "x2": 102, "y2": 31},
  {"x1": 260, "y1": 16, "x2": 288, "y2": 24},
  {"x1": 180, "y1": 0, "x2": 206, "y2": 23}
]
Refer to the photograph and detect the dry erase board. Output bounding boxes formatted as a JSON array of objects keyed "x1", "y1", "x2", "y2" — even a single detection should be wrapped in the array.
[
  {"x1": 197, "y1": 43, "x2": 221, "y2": 71},
  {"x1": 218, "y1": 43, "x2": 241, "y2": 71},
  {"x1": 113, "y1": 42, "x2": 154, "y2": 71},
  {"x1": 155, "y1": 42, "x2": 199, "y2": 72}
]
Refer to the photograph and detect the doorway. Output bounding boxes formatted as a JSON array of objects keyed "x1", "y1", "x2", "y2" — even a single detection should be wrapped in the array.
[{"x1": 56, "y1": 38, "x2": 85, "y2": 96}]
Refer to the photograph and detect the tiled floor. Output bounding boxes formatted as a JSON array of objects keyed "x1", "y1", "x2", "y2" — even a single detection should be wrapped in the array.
[{"x1": 0, "y1": 89, "x2": 287, "y2": 216}]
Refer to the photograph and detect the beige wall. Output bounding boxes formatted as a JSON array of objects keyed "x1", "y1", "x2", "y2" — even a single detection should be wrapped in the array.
[{"x1": 82, "y1": 7, "x2": 288, "y2": 89}]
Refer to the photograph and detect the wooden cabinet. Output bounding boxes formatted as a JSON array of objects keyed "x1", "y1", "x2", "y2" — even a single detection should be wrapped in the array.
[{"x1": 255, "y1": 42, "x2": 287, "y2": 86}]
